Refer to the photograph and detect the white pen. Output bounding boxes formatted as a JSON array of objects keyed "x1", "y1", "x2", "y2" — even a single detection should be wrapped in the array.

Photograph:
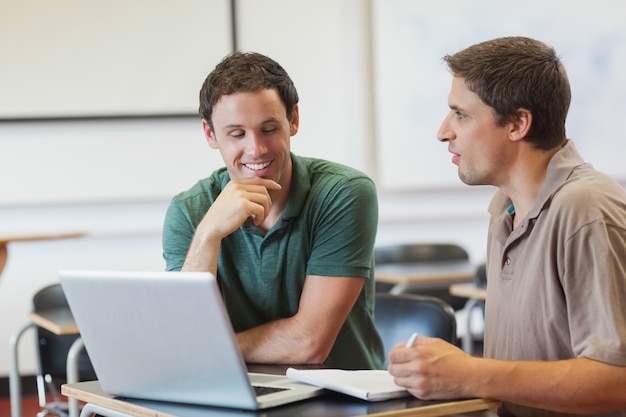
[{"x1": 405, "y1": 332, "x2": 418, "y2": 348}]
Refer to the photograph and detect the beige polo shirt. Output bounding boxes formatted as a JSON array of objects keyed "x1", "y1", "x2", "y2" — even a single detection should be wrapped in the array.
[{"x1": 484, "y1": 141, "x2": 626, "y2": 416}]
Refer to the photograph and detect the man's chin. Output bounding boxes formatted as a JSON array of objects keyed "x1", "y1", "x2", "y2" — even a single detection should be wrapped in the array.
[{"x1": 458, "y1": 171, "x2": 481, "y2": 186}]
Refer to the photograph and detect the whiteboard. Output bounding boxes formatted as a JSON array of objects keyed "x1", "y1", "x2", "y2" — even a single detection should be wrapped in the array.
[
  {"x1": 372, "y1": 0, "x2": 626, "y2": 191},
  {"x1": 0, "y1": 0, "x2": 232, "y2": 119}
]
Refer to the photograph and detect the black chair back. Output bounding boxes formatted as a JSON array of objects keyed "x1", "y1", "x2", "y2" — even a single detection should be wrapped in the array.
[
  {"x1": 374, "y1": 292, "x2": 456, "y2": 363},
  {"x1": 374, "y1": 243, "x2": 471, "y2": 309},
  {"x1": 473, "y1": 263, "x2": 487, "y2": 288},
  {"x1": 33, "y1": 284, "x2": 96, "y2": 385},
  {"x1": 375, "y1": 243, "x2": 469, "y2": 265}
]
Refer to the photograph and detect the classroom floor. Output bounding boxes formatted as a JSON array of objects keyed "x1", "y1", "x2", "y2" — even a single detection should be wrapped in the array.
[{"x1": 0, "y1": 394, "x2": 48, "y2": 417}]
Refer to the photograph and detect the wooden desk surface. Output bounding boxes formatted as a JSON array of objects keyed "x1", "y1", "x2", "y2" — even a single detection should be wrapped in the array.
[
  {"x1": 0, "y1": 231, "x2": 87, "y2": 276},
  {"x1": 0, "y1": 231, "x2": 87, "y2": 245},
  {"x1": 449, "y1": 283, "x2": 487, "y2": 301},
  {"x1": 62, "y1": 380, "x2": 500, "y2": 417},
  {"x1": 375, "y1": 261, "x2": 475, "y2": 285},
  {"x1": 29, "y1": 308, "x2": 79, "y2": 335}
]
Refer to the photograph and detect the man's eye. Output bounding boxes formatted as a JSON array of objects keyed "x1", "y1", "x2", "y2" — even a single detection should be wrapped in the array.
[
  {"x1": 230, "y1": 130, "x2": 245, "y2": 138},
  {"x1": 262, "y1": 127, "x2": 277, "y2": 134},
  {"x1": 455, "y1": 111, "x2": 465, "y2": 119}
]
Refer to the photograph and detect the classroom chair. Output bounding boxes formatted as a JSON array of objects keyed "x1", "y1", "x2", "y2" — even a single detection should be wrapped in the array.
[
  {"x1": 10, "y1": 283, "x2": 96, "y2": 417},
  {"x1": 374, "y1": 292, "x2": 456, "y2": 364},
  {"x1": 374, "y1": 242, "x2": 471, "y2": 309}
]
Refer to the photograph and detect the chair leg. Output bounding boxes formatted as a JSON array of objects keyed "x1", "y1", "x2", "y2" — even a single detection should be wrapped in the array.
[
  {"x1": 80, "y1": 403, "x2": 130, "y2": 417},
  {"x1": 67, "y1": 337, "x2": 86, "y2": 417},
  {"x1": 460, "y1": 298, "x2": 484, "y2": 355},
  {"x1": 37, "y1": 405, "x2": 69, "y2": 417},
  {"x1": 9, "y1": 322, "x2": 35, "y2": 417},
  {"x1": 36, "y1": 374, "x2": 70, "y2": 417}
]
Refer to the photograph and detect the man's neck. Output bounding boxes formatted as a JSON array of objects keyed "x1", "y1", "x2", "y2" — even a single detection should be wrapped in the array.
[{"x1": 501, "y1": 146, "x2": 561, "y2": 229}]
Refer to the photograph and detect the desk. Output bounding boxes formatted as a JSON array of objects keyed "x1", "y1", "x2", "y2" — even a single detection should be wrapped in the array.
[
  {"x1": 449, "y1": 283, "x2": 486, "y2": 301},
  {"x1": 0, "y1": 231, "x2": 87, "y2": 276},
  {"x1": 10, "y1": 308, "x2": 85, "y2": 417},
  {"x1": 375, "y1": 261, "x2": 476, "y2": 295},
  {"x1": 62, "y1": 379, "x2": 500, "y2": 417},
  {"x1": 449, "y1": 283, "x2": 487, "y2": 355},
  {"x1": 28, "y1": 308, "x2": 79, "y2": 334}
]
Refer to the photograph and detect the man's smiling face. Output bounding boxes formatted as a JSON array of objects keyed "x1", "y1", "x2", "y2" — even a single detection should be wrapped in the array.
[{"x1": 203, "y1": 88, "x2": 298, "y2": 185}]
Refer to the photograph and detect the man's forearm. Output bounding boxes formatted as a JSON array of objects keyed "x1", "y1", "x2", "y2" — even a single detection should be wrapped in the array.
[
  {"x1": 472, "y1": 357, "x2": 626, "y2": 413},
  {"x1": 236, "y1": 316, "x2": 333, "y2": 365},
  {"x1": 181, "y1": 234, "x2": 221, "y2": 274}
]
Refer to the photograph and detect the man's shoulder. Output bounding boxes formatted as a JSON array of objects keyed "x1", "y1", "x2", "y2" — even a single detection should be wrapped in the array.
[
  {"x1": 294, "y1": 154, "x2": 373, "y2": 182},
  {"x1": 172, "y1": 169, "x2": 228, "y2": 204},
  {"x1": 546, "y1": 166, "x2": 626, "y2": 228},
  {"x1": 557, "y1": 165, "x2": 626, "y2": 205}
]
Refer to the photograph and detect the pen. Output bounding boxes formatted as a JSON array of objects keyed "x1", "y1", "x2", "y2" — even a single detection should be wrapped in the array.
[{"x1": 405, "y1": 332, "x2": 418, "y2": 348}]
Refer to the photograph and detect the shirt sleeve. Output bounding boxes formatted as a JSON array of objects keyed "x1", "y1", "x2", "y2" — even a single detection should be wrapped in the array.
[
  {"x1": 162, "y1": 198, "x2": 196, "y2": 271},
  {"x1": 305, "y1": 175, "x2": 378, "y2": 279},
  {"x1": 563, "y1": 218, "x2": 626, "y2": 366}
]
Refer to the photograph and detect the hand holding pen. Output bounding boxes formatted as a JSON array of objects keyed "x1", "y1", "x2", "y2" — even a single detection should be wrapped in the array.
[
  {"x1": 390, "y1": 331, "x2": 476, "y2": 400},
  {"x1": 405, "y1": 332, "x2": 418, "y2": 348}
]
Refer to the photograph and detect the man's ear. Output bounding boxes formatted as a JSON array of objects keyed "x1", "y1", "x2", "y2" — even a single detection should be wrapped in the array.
[
  {"x1": 289, "y1": 104, "x2": 300, "y2": 136},
  {"x1": 510, "y1": 108, "x2": 532, "y2": 142},
  {"x1": 202, "y1": 119, "x2": 219, "y2": 149}
]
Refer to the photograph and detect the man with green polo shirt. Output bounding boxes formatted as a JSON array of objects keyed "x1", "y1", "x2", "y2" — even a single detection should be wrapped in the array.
[{"x1": 162, "y1": 51, "x2": 385, "y2": 370}]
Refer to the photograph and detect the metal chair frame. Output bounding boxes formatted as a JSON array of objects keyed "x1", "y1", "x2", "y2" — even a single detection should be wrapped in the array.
[{"x1": 9, "y1": 283, "x2": 95, "y2": 417}]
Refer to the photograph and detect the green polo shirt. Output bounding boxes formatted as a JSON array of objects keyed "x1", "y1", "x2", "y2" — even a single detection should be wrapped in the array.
[{"x1": 163, "y1": 153, "x2": 385, "y2": 369}]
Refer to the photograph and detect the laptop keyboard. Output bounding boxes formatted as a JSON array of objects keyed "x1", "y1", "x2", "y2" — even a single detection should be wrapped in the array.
[{"x1": 253, "y1": 385, "x2": 290, "y2": 397}]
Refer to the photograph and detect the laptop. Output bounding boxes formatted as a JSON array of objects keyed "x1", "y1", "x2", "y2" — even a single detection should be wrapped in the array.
[{"x1": 58, "y1": 269, "x2": 324, "y2": 410}]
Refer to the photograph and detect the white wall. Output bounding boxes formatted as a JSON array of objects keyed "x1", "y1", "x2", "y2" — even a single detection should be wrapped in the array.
[
  {"x1": 0, "y1": 118, "x2": 221, "y2": 206},
  {"x1": 236, "y1": 0, "x2": 376, "y2": 174},
  {"x1": 372, "y1": 0, "x2": 626, "y2": 190}
]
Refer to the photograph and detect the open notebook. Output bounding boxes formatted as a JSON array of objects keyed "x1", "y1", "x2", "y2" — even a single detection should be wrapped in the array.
[
  {"x1": 59, "y1": 270, "x2": 324, "y2": 410},
  {"x1": 286, "y1": 368, "x2": 410, "y2": 401}
]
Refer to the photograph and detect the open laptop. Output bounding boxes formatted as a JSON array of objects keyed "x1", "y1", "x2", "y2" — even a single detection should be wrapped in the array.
[{"x1": 58, "y1": 269, "x2": 324, "y2": 410}]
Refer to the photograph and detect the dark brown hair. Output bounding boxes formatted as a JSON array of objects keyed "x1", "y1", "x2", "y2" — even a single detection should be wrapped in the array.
[{"x1": 199, "y1": 51, "x2": 299, "y2": 131}]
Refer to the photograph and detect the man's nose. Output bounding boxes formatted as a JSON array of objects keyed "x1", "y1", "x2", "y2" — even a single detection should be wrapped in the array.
[
  {"x1": 437, "y1": 113, "x2": 454, "y2": 142},
  {"x1": 246, "y1": 134, "x2": 268, "y2": 156}
]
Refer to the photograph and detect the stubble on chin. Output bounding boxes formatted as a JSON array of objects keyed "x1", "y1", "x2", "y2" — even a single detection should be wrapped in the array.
[{"x1": 458, "y1": 167, "x2": 488, "y2": 187}]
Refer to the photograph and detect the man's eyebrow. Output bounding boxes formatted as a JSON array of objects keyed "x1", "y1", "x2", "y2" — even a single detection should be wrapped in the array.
[
  {"x1": 222, "y1": 117, "x2": 280, "y2": 130},
  {"x1": 449, "y1": 104, "x2": 469, "y2": 113},
  {"x1": 222, "y1": 118, "x2": 280, "y2": 130},
  {"x1": 260, "y1": 117, "x2": 280, "y2": 124}
]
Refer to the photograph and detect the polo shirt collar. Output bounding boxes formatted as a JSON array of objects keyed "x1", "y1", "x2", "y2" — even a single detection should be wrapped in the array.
[
  {"x1": 532, "y1": 139, "x2": 585, "y2": 216},
  {"x1": 281, "y1": 153, "x2": 310, "y2": 220},
  {"x1": 488, "y1": 139, "x2": 586, "y2": 220}
]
